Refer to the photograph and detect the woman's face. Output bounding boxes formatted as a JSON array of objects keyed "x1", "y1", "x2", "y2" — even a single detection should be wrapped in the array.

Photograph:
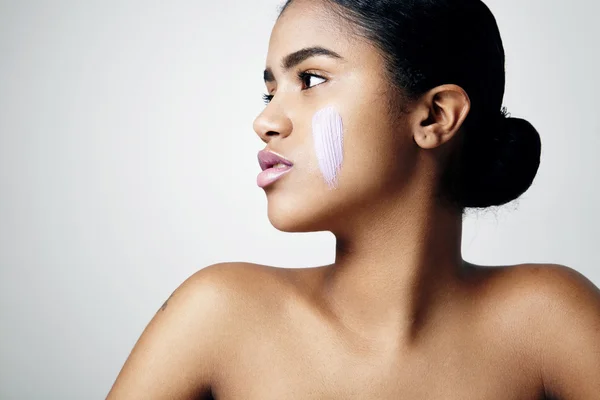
[{"x1": 254, "y1": 0, "x2": 418, "y2": 232}]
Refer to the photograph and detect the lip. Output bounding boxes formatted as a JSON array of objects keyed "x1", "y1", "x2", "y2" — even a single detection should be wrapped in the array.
[
  {"x1": 257, "y1": 149, "x2": 294, "y2": 171},
  {"x1": 257, "y1": 149, "x2": 294, "y2": 188}
]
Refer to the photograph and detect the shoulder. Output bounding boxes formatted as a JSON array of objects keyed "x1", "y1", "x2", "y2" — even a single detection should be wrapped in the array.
[
  {"x1": 183, "y1": 261, "x2": 298, "y2": 312},
  {"x1": 188, "y1": 261, "x2": 285, "y2": 289},
  {"x1": 107, "y1": 261, "x2": 293, "y2": 398},
  {"x1": 481, "y1": 263, "x2": 600, "y2": 330},
  {"x1": 472, "y1": 262, "x2": 598, "y2": 306},
  {"x1": 181, "y1": 261, "x2": 327, "y2": 328},
  {"x1": 187, "y1": 261, "x2": 329, "y2": 304},
  {"x1": 485, "y1": 263, "x2": 600, "y2": 398},
  {"x1": 490, "y1": 263, "x2": 600, "y2": 314}
]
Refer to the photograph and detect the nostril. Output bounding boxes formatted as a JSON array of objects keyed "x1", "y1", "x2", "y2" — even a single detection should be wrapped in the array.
[{"x1": 266, "y1": 131, "x2": 278, "y2": 136}]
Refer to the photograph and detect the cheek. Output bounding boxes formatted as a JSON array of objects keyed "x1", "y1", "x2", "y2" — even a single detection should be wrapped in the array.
[{"x1": 312, "y1": 106, "x2": 344, "y2": 189}]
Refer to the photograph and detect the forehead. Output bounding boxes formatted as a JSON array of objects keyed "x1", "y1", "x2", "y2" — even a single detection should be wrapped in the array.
[{"x1": 266, "y1": 0, "x2": 371, "y2": 67}]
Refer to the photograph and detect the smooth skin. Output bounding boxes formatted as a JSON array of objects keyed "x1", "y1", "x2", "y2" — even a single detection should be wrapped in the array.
[{"x1": 107, "y1": 1, "x2": 600, "y2": 399}]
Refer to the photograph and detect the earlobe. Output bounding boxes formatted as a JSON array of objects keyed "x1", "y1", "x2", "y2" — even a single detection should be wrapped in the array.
[{"x1": 414, "y1": 129, "x2": 443, "y2": 150}]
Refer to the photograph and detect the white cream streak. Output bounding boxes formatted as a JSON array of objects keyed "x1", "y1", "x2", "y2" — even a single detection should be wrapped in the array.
[{"x1": 312, "y1": 106, "x2": 344, "y2": 189}]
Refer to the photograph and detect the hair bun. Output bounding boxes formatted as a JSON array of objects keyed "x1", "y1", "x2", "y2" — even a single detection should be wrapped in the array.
[{"x1": 460, "y1": 111, "x2": 542, "y2": 208}]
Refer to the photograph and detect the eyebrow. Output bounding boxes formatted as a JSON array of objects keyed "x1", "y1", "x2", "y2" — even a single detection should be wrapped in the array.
[{"x1": 263, "y1": 46, "x2": 343, "y2": 83}]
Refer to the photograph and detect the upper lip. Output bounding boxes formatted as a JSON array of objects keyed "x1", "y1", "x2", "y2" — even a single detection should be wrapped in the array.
[{"x1": 257, "y1": 149, "x2": 294, "y2": 171}]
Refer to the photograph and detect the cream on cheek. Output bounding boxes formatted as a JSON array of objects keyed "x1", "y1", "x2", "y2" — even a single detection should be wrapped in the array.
[{"x1": 312, "y1": 106, "x2": 344, "y2": 189}]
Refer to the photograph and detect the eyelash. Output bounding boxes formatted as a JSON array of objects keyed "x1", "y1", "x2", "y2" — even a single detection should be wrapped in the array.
[{"x1": 262, "y1": 71, "x2": 327, "y2": 104}]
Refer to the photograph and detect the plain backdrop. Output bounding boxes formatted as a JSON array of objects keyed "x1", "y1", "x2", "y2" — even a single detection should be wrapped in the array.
[{"x1": 0, "y1": 0, "x2": 598, "y2": 398}]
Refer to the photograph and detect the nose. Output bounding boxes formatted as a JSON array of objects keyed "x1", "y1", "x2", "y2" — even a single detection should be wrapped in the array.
[{"x1": 253, "y1": 101, "x2": 293, "y2": 143}]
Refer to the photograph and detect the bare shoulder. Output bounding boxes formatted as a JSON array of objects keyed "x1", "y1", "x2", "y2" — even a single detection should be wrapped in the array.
[
  {"x1": 107, "y1": 261, "x2": 296, "y2": 399},
  {"x1": 477, "y1": 262, "x2": 600, "y2": 399},
  {"x1": 159, "y1": 261, "x2": 292, "y2": 325},
  {"x1": 484, "y1": 263, "x2": 600, "y2": 314},
  {"x1": 195, "y1": 261, "x2": 332, "y2": 300},
  {"x1": 190, "y1": 261, "x2": 287, "y2": 290},
  {"x1": 475, "y1": 262, "x2": 600, "y2": 331},
  {"x1": 185, "y1": 261, "x2": 319, "y2": 327},
  {"x1": 191, "y1": 261, "x2": 306, "y2": 301}
]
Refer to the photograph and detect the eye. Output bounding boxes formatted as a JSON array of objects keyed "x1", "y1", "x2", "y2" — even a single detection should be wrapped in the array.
[
  {"x1": 298, "y1": 71, "x2": 327, "y2": 90},
  {"x1": 261, "y1": 71, "x2": 328, "y2": 105}
]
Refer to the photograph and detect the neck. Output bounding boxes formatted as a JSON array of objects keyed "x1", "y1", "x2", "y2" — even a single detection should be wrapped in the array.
[{"x1": 320, "y1": 191, "x2": 468, "y2": 348}]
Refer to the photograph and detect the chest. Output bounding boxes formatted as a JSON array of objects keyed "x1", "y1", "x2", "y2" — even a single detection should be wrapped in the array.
[{"x1": 213, "y1": 328, "x2": 542, "y2": 399}]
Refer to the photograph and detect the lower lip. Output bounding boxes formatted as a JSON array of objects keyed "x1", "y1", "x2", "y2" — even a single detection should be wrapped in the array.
[{"x1": 257, "y1": 165, "x2": 293, "y2": 188}]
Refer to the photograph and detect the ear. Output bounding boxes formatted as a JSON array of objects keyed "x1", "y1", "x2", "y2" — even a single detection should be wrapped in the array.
[{"x1": 412, "y1": 84, "x2": 470, "y2": 150}]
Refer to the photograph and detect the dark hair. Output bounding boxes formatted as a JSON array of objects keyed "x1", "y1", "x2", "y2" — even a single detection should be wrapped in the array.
[{"x1": 279, "y1": 0, "x2": 541, "y2": 211}]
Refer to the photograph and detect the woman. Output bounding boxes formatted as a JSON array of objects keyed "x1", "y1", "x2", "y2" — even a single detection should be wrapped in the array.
[{"x1": 107, "y1": 0, "x2": 600, "y2": 399}]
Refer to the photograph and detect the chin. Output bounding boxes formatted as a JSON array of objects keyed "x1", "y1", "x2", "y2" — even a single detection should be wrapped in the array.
[{"x1": 265, "y1": 189, "x2": 343, "y2": 233}]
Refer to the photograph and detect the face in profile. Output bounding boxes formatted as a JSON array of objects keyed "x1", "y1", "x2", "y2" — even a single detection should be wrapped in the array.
[{"x1": 254, "y1": 0, "x2": 420, "y2": 233}]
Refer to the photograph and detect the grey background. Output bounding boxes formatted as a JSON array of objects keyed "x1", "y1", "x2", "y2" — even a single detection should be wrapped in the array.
[{"x1": 0, "y1": 0, "x2": 598, "y2": 398}]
